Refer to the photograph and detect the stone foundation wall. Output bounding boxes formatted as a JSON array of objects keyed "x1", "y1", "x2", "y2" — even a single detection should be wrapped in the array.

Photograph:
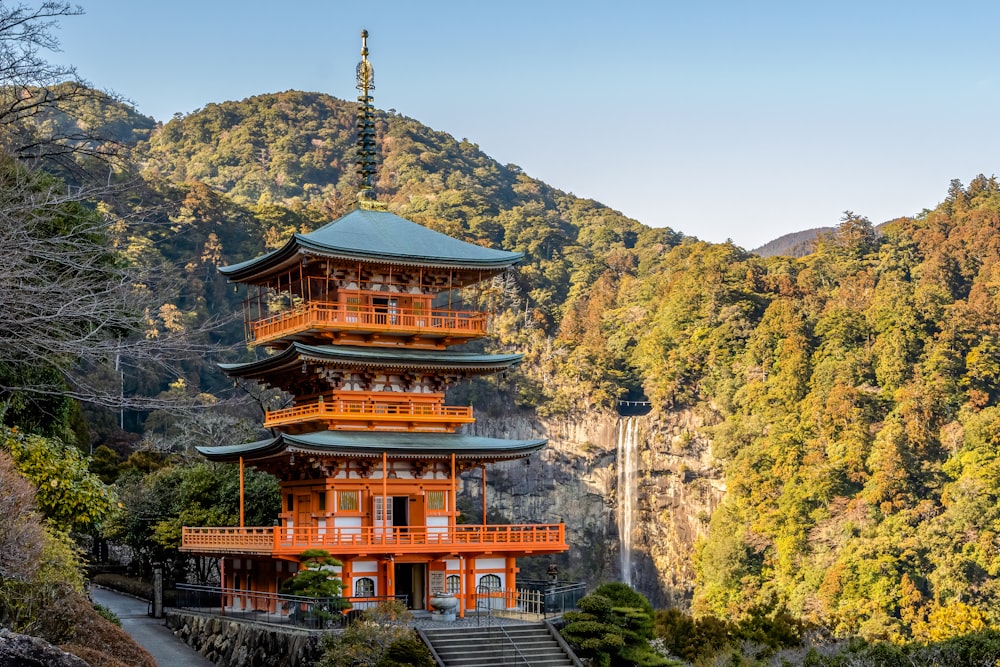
[{"x1": 166, "y1": 611, "x2": 322, "y2": 667}]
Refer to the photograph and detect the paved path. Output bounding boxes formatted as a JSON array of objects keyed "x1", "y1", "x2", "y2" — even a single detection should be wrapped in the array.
[{"x1": 90, "y1": 587, "x2": 215, "y2": 667}]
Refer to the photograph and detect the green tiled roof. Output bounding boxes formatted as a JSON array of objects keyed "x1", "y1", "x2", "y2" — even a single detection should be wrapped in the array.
[
  {"x1": 220, "y1": 343, "x2": 523, "y2": 378},
  {"x1": 197, "y1": 430, "x2": 546, "y2": 462},
  {"x1": 220, "y1": 208, "x2": 522, "y2": 281}
]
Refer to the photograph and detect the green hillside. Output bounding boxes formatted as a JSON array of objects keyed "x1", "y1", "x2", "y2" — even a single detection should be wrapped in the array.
[
  {"x1": 135, "y1": 96, "x2": 1000, "y2": 638},
  {"x1": 7, "y1": 74, "x2": 1000, "y2": 646}
]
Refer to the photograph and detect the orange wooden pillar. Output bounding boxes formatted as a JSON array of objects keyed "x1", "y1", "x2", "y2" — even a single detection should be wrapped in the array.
[
  {"x1": 506, "y1": 556, "x2": 518, "y2": 610},
  {"x1": 383, "y1": 557, "x2": 395, "y2": 600},
  {"x1": 463, "y1": 556, "x2": 476, "y2": 616},
  {"x1": 341, "y1": 558, "x2": 354, "y2": 601}
]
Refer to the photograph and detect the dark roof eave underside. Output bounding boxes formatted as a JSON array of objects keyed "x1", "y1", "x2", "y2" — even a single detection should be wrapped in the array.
[{"x1": 219, "y1": 344, "x2": 523, "y2": 379}]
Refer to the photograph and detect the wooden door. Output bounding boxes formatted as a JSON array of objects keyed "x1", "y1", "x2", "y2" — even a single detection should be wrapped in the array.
[{"x1": 296, "y1": 494, "x2": 311, "y2": 543}]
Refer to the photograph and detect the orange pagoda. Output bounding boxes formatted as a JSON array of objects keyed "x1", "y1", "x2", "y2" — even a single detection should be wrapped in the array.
[{"x1": 180, "y1": 31, "x2": 567, "y2": 615}]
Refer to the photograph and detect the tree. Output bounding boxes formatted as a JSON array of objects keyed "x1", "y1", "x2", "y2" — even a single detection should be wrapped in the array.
[
  {"x1": 109, "y1": 460, "x2": 279, "y2": 582},
  {"x1": 561, "y1": 584, "x2": 669, "y2": 667},
  {"x1": 280, "y1": 549, "x2": 348, "y2": 625},
  {"x1": 0, "y1": 2, "x2": 134, "y2": 172},
  {"x1": 0, "y1": 425, "x2": 116, "y2": 534},
  {"x1": 280, "y1": 549, "x2": 344, "y2": 599}
]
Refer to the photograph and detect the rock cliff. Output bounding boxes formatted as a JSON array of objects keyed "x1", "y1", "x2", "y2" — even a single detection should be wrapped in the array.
[
  {"x1": 0, "y1": 629, "x2": 89, "y2": 667},
  {"x1": 462, "y1": 408, "x2": 724, "y2": 608}
]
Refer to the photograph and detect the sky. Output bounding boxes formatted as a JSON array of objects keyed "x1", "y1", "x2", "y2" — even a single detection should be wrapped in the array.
[{"x1": 49, "y1": 1, "x2": 1000, "y2": 249}]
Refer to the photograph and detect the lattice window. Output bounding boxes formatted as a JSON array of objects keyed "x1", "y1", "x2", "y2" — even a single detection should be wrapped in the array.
[
  {"x1": 427, "y1": 491, "x2": 446, "y2": 511},
  {"x1": 446, "y1": 575, "x2": 461, "y2": 594},
  {"x1": 354, "y1": 577, "x2": 375, "y2": 597},
  {"x1": 479, "y1": 574, "x2": 502, "y2": 592},
  {"x1": 338, "y1": 490, "x2": 359, "y2": 511}
]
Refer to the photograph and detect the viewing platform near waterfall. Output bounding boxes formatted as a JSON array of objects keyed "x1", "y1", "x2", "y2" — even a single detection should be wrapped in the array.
[{"x1": 616, "y1": 399, "x2": 652, "y2": 416}]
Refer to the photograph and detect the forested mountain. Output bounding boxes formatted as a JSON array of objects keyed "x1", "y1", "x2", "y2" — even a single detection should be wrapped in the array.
[
  {"x1": 6, "y1": 69, "x2": 1000, "y2": 650},
  {"x1": 125, "y1": 94, "x2": 1000, "y2": 639},
  {"x1": 752, "y1": 226, "x2": 831, "y2": 258},
  {"x1": 134, "y1": 91, "x2": 682, "y2": 412}
]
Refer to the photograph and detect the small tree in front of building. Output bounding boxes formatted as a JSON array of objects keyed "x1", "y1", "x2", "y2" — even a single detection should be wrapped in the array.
[{"x1": 281, "y1": 549, "x2": 349, "y2": 624}]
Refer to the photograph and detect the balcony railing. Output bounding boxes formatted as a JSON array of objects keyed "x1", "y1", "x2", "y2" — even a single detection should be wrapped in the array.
[
  {"x1": 181, "y1": 523, "x2": 567, "y2": 556},
  {"x1": 248, "y1": 301, "x2": 488, "y2": 346},
  {"x1": 264, "y1": 397, "x2": 474, "y2": 429}
]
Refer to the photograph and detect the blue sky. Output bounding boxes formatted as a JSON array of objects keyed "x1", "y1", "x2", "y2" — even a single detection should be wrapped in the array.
[{"x1": 52, "y1": 1, "x2": 1000, "y2": 249}]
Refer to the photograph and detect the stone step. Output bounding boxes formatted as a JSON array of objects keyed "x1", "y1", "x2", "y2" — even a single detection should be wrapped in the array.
[
  {"x1": 433, "y1": 644, "x2": 565, "y2": 657},
  {"x1": 432, "y1": 640, "x2": 562, "y2": 653},
  {"x1": 420, "y1": 621, "x2": 577, "y2": 667}
]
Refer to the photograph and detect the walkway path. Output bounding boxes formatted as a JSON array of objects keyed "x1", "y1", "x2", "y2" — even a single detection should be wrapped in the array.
[{"x1": 90, "y1": 586, "x2": 215, "y2": 667}]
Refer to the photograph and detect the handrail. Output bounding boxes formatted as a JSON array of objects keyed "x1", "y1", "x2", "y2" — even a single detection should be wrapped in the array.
[
  {"x1": 249, "y1": 300, "x2": 488, "y2": 344},
  {"x1": 264, "y1": 398, "x2": 473, "y2": 428},
  {"x1": 493, "y1": 622, "x2": 530, "y2": 666},
  {"x1": 180, "y1": 523, "x2": 567, "y2": 555}
]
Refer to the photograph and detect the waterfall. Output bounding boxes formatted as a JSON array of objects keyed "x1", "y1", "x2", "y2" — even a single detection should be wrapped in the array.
[{"x1": 617, "y1": 416, "x2": 639, "y2": 588}]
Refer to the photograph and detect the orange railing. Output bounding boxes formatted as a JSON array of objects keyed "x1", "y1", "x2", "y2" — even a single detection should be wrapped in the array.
[
  {"x1": 264, "y1": 398, "x2": 473, "y2": 428},
  {"x1": 181, "y1": 523, "x2": 567, "y2": 556},
  {"x1": 249, "y1": 301, "x2": 487, "y2": 346}
]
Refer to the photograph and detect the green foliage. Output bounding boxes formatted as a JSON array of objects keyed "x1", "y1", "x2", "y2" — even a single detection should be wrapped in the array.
[
  {"x1": 38, "y1": 70, "x2": 1000, "y2": 646},
  {"x1": 797, "y1": 629, "x2": 1000, "y2": 666},
  {"x1": 281, "y1": 549, "x2": 344, "y2": 599},
  {"x1": 562, "y1": 586, "x2": 670, "y2": 667},
  {"x1": 0, "y1": 450, "x2": 86, "y2": 635},
  {"x1": 654, "y1": 608, "x2": 731, "y2": 663},
  {"x1": 89, "y1": 444, "x2": 122, "y2": 484},
  {"x1": 684, "y1": 183, "x2": 1000, "y2": 641},
  {"x1": 108, "y1": 460, "x2": 279, "y2": 578},
  {"x1": 316, "y1": 601, "x2": 428, "y2": 667},
  {"x1": 92, "y1": 603, "x2": 121, "y2": 626},
  {"x1": 375, "y1": 636, "x2": 435, "y2": 667},
  {"x1": 0, "y1": 425, "x2": 117, "y2": 533}
]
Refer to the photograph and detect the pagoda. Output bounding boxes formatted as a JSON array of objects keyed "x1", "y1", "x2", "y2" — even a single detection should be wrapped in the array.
[{"x1": 180, "y1": 31, "x2": 568, "y2": 615}]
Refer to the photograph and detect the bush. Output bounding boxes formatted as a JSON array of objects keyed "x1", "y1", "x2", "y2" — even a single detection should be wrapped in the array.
[
  {"x1": 317, "y1": 601, "x2": 419, "y2": 667},
  {"x1": 654, "y1": 608, "x2": 732, "y2": 663},
  {"x1": 92, "y1": 573, "x2": 151, "y2": 599},
  {"x1": 376, "y1": 635, "x2": 435, "y2": 667},
  {"x1": 92, "y1": 603, "x2": 120, "y2": 626},
  {"x1": 562, "y1": 586, "x2": 671, "y2": 667},
  {"x1": 37, "y1": 586, "x2": 156, "y2": 667}
]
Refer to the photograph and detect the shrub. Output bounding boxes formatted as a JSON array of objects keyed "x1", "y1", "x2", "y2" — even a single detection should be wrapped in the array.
[
  {"x1": 317, "y1": 601, "x2": 419, "y2": 667},
  {"x1": 562, "y1": 586, "x2": 671, "y2": 667},
  {"x1": 654, "y1": 608, "x2": 732, "y2": 663},
  {"x1": 376, "y1": 635, "x2": 435, "y2": 667},
  {"x1": 92, "y1": 603, "x2": 120, "y2": 626}
]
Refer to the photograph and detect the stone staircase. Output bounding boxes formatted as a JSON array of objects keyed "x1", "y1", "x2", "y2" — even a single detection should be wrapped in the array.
[{"x1": 418, "y1": 621, "x2": 582, "y2": 667}]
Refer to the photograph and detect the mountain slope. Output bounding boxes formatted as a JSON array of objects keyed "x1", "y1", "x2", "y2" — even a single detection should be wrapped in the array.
[{"x1": 88, "y1": 90, "x2": 1000, "y2": 637}]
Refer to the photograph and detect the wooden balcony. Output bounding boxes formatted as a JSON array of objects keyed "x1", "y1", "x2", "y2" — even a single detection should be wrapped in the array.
[
  {"x1": 181, "y1": 524, "x2": 568, "y2": 557},
  {"x1": 249, "y1": 301, "x2": 488, "y2": 347},
  {"x1": 264, "y1": 396, "x2": 474, "y2": 431}
]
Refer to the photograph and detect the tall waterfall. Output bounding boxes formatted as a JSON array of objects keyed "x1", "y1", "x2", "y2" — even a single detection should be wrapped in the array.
[{"x1": 617, "y1": 417, "x2": 639, "y2": 588}]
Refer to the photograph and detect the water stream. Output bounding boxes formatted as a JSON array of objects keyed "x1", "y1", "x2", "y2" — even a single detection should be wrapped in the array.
[{"x1": 617, "y1": 417, "x2": 639, "y2": 588}]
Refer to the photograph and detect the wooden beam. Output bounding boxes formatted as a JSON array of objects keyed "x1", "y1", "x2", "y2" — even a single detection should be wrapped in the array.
[{"x1": 239, "y1": 456, "x2": 245, "y2": 528}]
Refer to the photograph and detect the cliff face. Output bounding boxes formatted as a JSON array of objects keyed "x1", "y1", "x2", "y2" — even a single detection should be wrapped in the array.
[{"x1": 462, "y1": 408, "x2": 725, "y2": 608}]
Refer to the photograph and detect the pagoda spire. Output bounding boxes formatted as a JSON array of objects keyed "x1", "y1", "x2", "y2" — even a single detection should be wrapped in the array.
[{"x1": 355, "y1": 29, "x2": 384, "y2": 210}]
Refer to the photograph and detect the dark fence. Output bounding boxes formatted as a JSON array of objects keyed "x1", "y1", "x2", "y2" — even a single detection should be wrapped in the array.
[
  {"x1": 515, "y1": 579, "x2": 587, "y2": 617},
  {"x1": 175, "y1": 583, "x2": 407, "y2": 629}
]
